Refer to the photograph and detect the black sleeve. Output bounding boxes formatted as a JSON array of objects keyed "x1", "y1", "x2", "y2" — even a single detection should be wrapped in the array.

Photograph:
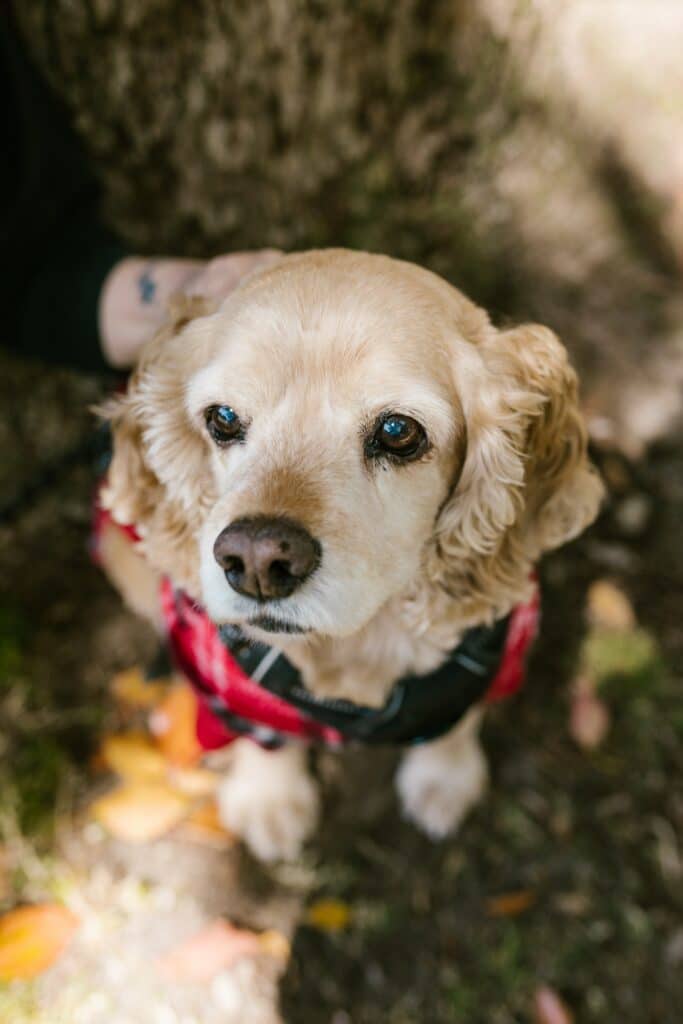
[{"x1": 1, "y1": 13, "x2": 127, "y2": 373}]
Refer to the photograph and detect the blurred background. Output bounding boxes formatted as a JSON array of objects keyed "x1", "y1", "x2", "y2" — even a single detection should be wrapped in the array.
[{"x1": 0, "y1": 2, "x2": 681, "y2": 1022}]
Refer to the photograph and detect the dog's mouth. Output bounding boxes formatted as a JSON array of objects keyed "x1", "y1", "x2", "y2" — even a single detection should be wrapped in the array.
[{"x1": 247, "y1": 614, "x2": 312, "y2": 635}]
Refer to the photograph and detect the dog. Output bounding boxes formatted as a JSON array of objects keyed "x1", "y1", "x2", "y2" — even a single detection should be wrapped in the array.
[{"x1": 97, "y1": 249, "x2": 603, "y2": 862}]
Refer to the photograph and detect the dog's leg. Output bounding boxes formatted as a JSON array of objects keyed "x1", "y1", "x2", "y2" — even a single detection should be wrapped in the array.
[
  {"x1": 216, "y1": 739, "x2": 320, "y2": 862},
  {"x1": 396, "y1": 707, "x2": 488, "y2": 839},
  {"x1": 97, "y1": 518, "x2": 163, "y2": 630}
]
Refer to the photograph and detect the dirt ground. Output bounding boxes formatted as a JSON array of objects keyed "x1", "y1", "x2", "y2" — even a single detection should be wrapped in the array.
[
  {"x1": 3, "y1": 2, "x2": 683, "y2": 1018},
  {"x1": 0, "y1": 345, "x2": 681, "y2": 1023}
]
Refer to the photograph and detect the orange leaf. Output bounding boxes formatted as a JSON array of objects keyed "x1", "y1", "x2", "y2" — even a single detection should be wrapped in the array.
[
  {"x1": 90, "y1": 781, "x2": 189, "y2": 842},
  {"x1": 0, "y1": 904, "x2": 79, "y2": 981},
  {"x1": 533, "y1": 985, "x2": 574, "y2": 1024},
  {"x1": 178, "y1": 800, "x2": 235, "y2": 846},
  {"x1": 111, "y1": 667, "x2": 170, "y2": 709},
  {"x1": 99, "y1": 733, "x2": 167, "y2": 782},
  {"x1": 305, "y1": 899, "x2": 352, "y2": 932},
  {"x1": 486, "y1": 890, "x2": 536, "y2": 917},
  {"x1": 149, "y1": 684, "x2": 202, "y2": 767},
  {"x1": 157, "y1": 920, "x2": 275, "y2": 982}
]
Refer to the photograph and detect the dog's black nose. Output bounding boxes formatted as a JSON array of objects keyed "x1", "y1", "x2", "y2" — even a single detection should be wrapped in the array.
[{"x1": 213, "y1": 516, "x2": 321, "y2": 601}]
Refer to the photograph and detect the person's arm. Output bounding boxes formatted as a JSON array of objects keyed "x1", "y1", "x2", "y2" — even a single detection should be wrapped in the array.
[{"x1": 98, "y1": 250, "x2": 282, "y2": 368}]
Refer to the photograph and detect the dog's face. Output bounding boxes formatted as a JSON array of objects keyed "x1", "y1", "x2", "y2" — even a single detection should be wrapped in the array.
[
  {"x1": 105, "y1": 251, "x2": 603, "y2": 639},
  {"x1": 190, "y1": 258, "x2": 469, "y2": 637}
]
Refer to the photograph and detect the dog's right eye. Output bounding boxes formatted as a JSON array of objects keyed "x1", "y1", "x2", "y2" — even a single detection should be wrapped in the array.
[{"x1": 205, "y1": 405, "x2": 244, "y2": 445}]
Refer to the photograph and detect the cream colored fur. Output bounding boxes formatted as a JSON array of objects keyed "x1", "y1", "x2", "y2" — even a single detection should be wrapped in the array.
[{"x1": 100, "y1": 250, "x2": 603, "y2": 860}]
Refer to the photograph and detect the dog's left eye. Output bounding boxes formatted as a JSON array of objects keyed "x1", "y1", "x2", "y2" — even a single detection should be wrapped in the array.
[
  {"x1": 205, "y1": 405, "x2": 244, "y2": 445},
  {"x1": 367, "y1": 413, "x2": 427, "y2": 461}
]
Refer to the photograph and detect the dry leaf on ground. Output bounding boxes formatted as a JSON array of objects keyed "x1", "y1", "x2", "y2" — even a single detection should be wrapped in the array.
[
  {"x1": 486, "y1": 890, "x2": 536, "y2": 917},
  {"x1": 177, "y1": 800, "x2": 235, "y2": 846},
  {"x1": 569, "y1": 686, "x2": 611, "y2": 750},
  {"x1": 168, "y1": 767, "x2": 218, "y2": 798},
  {"x1": 533, "y1": 985, "x2": 574, "y2": 1024},
  {"x1": 111, "y1": 667, "x2": 170, "y2": 709},
  {"x1": 149, "y1": 684, "x2": 202, "y2": 766},
  {"x1": 157, "y1": 919, "x2": 288, "y2": 982},
  {"x1": 258, "y1": 929, "x2": 291, "y2": 960},
  {"x1": 586, "y1": 580, "x2": 636, "y2": 631},
  {"x1": 0, "y1": 904, "x2": 79, "y2": 981},
  {"x1": 305, "y1": 899, "x2": 353, "y2": 932},
  {"x1": 98, "y1": 733, "x2": 168, "y2": 782},
  {"x1": 90, "y1": 781, "x2": 189, "y2": 842}
]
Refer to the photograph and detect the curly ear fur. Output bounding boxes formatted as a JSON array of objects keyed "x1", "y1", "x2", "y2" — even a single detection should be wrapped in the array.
[
  {"x1": 100, "y1": 295, "x2": 216, "y2": 596},
  {"x1": 425, "y1": 323, "x2": 604, "y2": 622}
]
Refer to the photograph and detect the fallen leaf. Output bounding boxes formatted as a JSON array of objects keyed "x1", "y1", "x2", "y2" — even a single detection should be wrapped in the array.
[
  {"x1": 149, "y1": 684, "x2": 202, "y2": 766},
  {"x1": 586, "y1": 580, "x2": 635, "y2": 631},
  {"x1": 486, "y1": 890, "x2": 536, "y2": 917},
  {"x1": 258, "y1": 929, "x2": 291, "y2": 961},
  {"x1": 157, "y1": 919, "x2": 281, "y2": 982},
  {"x1": 177, "y1": 800, "x2": 235, "y2": 846},
  {"x1": 581, "y1": 627, "x2": 659, "y2": 684},
  {"x1": 305, "y1": 899, "x2": 352, "y2": 932},
  {"x1": 533, "y1": 985, "x2": 574, "y2": 1024},
  {"x1": 99, "y1": 733, "x2": 168, "y2": 782},
  {"x1": 0, "y1": 904, "x2": 79, "y2": 981},
  {"x1": 569, "y1": 688, "x2": 611, "y2": 750},
  {"x1": 90, "y1": 781, "x2": 189, "y2": 842},
  {"x1": 111, "y1": 667, "x2": 169, "y2": 709},
  {"x1": 168, "y1": 767, "x2": 218, "y2": 798}
]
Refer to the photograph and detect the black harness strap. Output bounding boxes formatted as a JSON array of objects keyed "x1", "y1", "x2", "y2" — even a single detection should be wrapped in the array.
[{"x1": 218, "y1": 615, "x2": 511, "y2": 746}]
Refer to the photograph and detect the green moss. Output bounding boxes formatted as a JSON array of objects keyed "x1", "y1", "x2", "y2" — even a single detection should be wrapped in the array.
[{"x1": 1, "y1": 737, "x2": 66, "y2": 835}]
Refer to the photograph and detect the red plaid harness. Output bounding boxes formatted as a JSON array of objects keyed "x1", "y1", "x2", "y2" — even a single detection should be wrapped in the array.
[{"x1": 94, "y1": 504, "x2": 539, "y2": 751}]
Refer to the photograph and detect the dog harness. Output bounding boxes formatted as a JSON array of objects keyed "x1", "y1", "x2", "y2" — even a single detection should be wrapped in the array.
[{"x1": 94, "y1": 504, "x2": 539, "y2": 751}]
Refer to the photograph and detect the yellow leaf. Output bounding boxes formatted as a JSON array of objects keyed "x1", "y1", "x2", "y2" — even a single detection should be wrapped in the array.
[
  {"x1": 99, "y1": 733, "x2": 167, "y2": 782},
  {"x1": 305, "y1": 899, "x2": 352, "y2": 932},
  {"x1": 486, "y1": 890, "x2": 536, "y2": 917},
  {"x1": 149, "y1": 684, "x2": 202, "y2": 767},
  {"x1": 168, "y1": 767, "x2": 218, "y2": 797},
  {"x1": 90, "y1": 782, "x2": 189, "y2": 842},
  {"x1": 0, "y1": 904, "x2": 79, "y2": 981},
  {"x1": 111, "y1": 667, "x2": 170, "y2": 709},
  {"x1": 586, "y1": 580, "x2": 635, "y2": 631}
]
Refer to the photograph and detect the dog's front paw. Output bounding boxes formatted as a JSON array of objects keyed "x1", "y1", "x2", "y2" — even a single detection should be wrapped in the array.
[
  {"x1": 396, "y1": 737, "x2": 488, "y2": 840},
  {"x1": 216, "y1": 740, "x2": 319, "y2": 862}
]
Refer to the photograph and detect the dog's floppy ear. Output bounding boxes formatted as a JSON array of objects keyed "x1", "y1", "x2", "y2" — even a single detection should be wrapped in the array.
[
  {"x1": 427, "y1": 323, "x2": 604, "y2": 620},
  {"x1": 100, "y1": 295, "x2": 216, "y2": 592}
]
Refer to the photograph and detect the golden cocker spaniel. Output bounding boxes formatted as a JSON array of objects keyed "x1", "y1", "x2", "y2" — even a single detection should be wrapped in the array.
[{"x1": 99, "y1": 250, "x2": 603, "y2": 861}]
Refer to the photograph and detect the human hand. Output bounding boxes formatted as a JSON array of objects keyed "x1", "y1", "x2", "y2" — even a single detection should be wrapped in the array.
[{"x1": 99, "y1": 249, "x2": 282, "y2": 368}]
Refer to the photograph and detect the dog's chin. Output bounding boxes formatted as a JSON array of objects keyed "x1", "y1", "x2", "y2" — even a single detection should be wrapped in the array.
[{"x1": 246, "y1": 614, "x2": 313, "y2": 636}]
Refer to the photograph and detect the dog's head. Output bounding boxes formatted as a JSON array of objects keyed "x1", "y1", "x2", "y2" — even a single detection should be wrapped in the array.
[{"x1": 103, "y1": 250, "x2": 603, "y2": 639}]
